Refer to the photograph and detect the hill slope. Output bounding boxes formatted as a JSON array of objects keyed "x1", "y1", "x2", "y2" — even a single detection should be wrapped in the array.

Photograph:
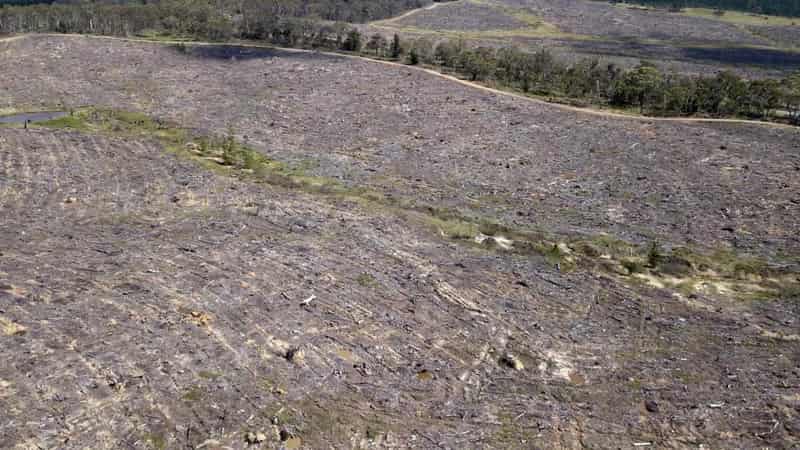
[{"x1": 1, "y1": 34, "x2": 798, "y2": 448}]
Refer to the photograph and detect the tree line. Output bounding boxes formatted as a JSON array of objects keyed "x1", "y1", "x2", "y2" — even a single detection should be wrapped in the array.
[
  {"x1": 0, "y1": 1, "x2": 798, "y2": 124},
  {"x1": 397, "y1": 37, "x2": 800, "y2": 123},
  {"x1": 604, "y1": 0, "x2": 800, "y2": 17},
  {"x1": 0, "y1": 0, "x2": 431, "y2": 24}
]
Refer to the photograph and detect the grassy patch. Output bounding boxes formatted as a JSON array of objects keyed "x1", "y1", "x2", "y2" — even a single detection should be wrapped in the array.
[
  {"x1": 182, "y1": 387, "x2": 204, "y2": 402},
  {"x1": 197, "y1": 370, "x2": 222, "y2": 380},
  {"x1": 37, "y1": 114, "x2": 89, "y2": 131},
  {"x1": 425, "y1": 214, "x2": 481, "y2": 240},
  {"x1": 402, "y1": 204, "x2": 798, "y2": 294},
  {"x1": 356, "y1": 273, "x2": 379, "y2": 288},
  {"x1": 35, "y1": 107, "x2": 351, "y2": 198},
  {"x1": 144, "y1": 432, "x2": 168, "y2": 450},
  {"x1": 37, "y1": 107, "x2": 186, "y2": 142}
]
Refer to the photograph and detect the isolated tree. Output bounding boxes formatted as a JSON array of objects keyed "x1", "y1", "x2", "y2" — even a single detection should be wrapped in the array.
[
  {"x1": 340, "y1": 28, "x2": 361, "y2": 52},
  {"x1": 365, "y1": 33, "x2": 387, "y2": 56},
  {"x1": 407, "y1": 48, "x2": 419, "y2": 65},
  {"x1": 390, "y1": 33, "x2": 402, "y2": 59}
]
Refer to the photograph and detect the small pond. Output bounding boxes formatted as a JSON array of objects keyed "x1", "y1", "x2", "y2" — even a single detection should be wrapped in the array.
[{"x1": 0, "y1": 111, "x2": 68, "y2": 124}]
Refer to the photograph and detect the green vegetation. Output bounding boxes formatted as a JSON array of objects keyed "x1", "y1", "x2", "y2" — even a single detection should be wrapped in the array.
[
  {"x1": 197, "y1": 370, "x2": 222, "y2": 379},
  {"x1": 426, "y1": 210, "x2": 799, "y2": 298},
  {"x1": 182, "y1": 387, "x2": 204, "y2": 402},
  {"x1": 35, "y1": 114, "x2": 87, "y2": 130},
  {"x1": 356, "y1": 273, "x2": 379, "y2": 288},
  {"x1": 0, "y1": 0, "x2": 430, "y2": 32},
  {"x1": 38, "y1": 108, "x2": 184, "y2": 138},
  {"x1": 144, "y1": 432, "x2": 168, "y2": 450}
]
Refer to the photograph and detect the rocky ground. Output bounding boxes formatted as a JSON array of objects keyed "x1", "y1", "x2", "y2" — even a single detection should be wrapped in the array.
[{"x1": 0, "y1": 35, "x2": 799, "y2": 449}]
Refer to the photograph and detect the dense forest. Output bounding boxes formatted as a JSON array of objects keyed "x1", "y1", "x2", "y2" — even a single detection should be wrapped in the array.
[
  {"x1": 606, "y1": 0, "x2": 800, "y2": 17},
  {"x1": 0, "y1": 0, "x2": 434, "y2": 39},
  {"x1": 0, "y1": 0, "x2": 431, "y2": 23},
  {"x1": 0, "y1": 1, "x2": 798, "y2": 124}
]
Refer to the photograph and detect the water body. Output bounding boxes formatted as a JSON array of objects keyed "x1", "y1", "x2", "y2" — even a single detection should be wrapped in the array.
[{"x1": 0, "y1": 111, "x2": 67, "y2": 124}]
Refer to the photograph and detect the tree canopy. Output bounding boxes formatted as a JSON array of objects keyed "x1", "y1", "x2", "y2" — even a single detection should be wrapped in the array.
[{"x1": 0, "y1": 0, "x2": 431, "y2": 24}]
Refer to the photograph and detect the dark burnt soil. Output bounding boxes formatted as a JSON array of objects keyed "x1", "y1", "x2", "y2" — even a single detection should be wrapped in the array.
[
  {"x1": 561, "y1": 38, "x2": 800, "y2": 72},
  {"x1": 681, "y1": 46, "x2": 800, "y2": 70},
  {"x1": 552, "y1": 43, "x2": 794, "y2": 78},
  {"x1": 0, "y1": 36, "x2": 799, "y2": 449}
]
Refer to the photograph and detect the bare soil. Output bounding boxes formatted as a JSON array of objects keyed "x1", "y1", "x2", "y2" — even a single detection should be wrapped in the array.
[
  {"x1": 388, "y1": 1, "x2": 530, "y2": 31},
  {"x1": 496, "y1": 0, "x2": 768, "y2": 45},
  {"x1": 375, "y1": 0, "x2": 800, "y2": 77},
  {"x1": 748, "y1": 24, "x2": 800, "y2": 49},
  {"x1": 1, "y1": 35, "x2": 799, "y2": 449}
]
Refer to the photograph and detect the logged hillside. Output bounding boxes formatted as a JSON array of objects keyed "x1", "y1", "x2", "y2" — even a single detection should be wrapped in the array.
[
  {"x1": 369, "y1": 0, "x2": 800, "y2": 79},
  {"x1": 0, "y1": 34, "x2": 799, "y2": 448}
]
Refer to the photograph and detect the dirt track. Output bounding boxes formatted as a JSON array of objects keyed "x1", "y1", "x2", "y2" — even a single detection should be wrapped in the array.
[
  {"x1": 1, "y1": 34, "x2": 799, "y2": 449},
  {"x1": 6, "y1": 32, "x2": 795, "y2": 130},
  {"x1": 371, "y1": 1, "x2": 444, "y2": 25}
]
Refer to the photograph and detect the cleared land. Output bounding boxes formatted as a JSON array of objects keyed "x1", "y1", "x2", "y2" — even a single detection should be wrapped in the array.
[
  {"x1": 373, "y1": 0, "x2": 800, "y2": 76},
  {"x1": 1, "y1": 35, "x2": 799, "y2": 449},
  {"x1": 400, "y1": 0, "x2": 765, "y2": 44},
  {"x1": 747, "y1": 24, "x2": 800, "y2": 49},
  {"x1": 375, "y1": 1, "x2": 533, "y2": 31}
]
